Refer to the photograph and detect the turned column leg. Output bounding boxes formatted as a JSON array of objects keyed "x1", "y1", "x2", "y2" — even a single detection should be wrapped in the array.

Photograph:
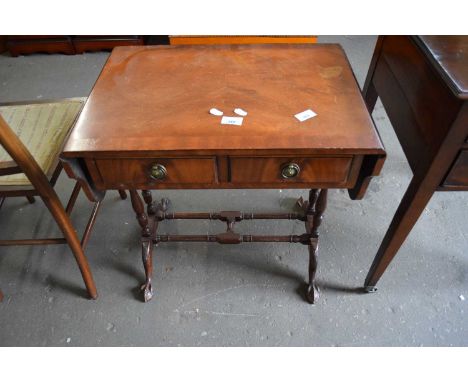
[
  {"x1": 141, "y1": 190, "x2": 156, "y2": 215},
  {"x1": 129, "y1": 190, "x2": 150, "y2": 237},
  {"x1": 306, "y1": 188, "x2": 328, "y2": 304}
]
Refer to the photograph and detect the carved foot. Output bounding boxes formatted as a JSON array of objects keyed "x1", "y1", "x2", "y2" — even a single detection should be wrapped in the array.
[
  {"x1": 306, "y1": 283, "x2": 320, "y2": 304},
  {"x1": 140, "y1": 280, "x2": 154, "y2": 302},
  {"x1": 364, "y1": 285, "x2": 378, "y2": 293}
]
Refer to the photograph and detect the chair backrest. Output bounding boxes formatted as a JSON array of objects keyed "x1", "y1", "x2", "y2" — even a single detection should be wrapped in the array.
[{"x1": 0, "y1": 114, "x2": 56, "y2": 198}]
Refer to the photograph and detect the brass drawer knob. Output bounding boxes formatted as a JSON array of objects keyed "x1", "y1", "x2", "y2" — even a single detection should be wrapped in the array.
[
  {"x1": 150, "y1": 164, "x2": 167, "y2": 180},
  {"x1": 281, "y1": 163, "x2": 300, "y2": 179}
]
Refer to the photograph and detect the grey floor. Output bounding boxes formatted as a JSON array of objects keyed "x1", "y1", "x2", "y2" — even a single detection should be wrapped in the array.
[{"x1": 0, "y1": 36, "x2": 467, "y2": 346}]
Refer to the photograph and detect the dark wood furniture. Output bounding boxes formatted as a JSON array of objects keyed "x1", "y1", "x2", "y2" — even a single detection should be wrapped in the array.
[
  {"x1": 72, "y1": 36, "x2": 144, "y2": 53},
  {"x1": 0, "y1": 36, "x2": 7, "y2": 54},
  {"x1": 6, "y1": 36, "x2": 75, "y2": 56},
  {"x1": 363, "y1": 36, "x2": 468, "y2": 291},
  {"x1": 61, "y1": 45, "x2": 386, "y2": 303},
  {"x1": 5, "y1": 36, "x2": 144, "y2": 56}
]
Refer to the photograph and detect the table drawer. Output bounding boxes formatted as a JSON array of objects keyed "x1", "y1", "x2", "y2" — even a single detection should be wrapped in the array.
[
  {"x1": 229, "y1": 156, "x2": 354, "y2": 185},
  {"x1": 443, "y1": 150, "x2": 468, "y2": 187},
  {"x1": 93, "y1": 158, "x2": 217, "y2": 186}
]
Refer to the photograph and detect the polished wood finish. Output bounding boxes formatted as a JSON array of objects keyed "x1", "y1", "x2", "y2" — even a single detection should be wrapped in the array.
[
  {"x1": 62, "y1": 45, "x2": 385, "y2": 303},
  {"x1": 363, "y1": 36, "x2": 468, "y2": 290},
  {"x1": 416, "y1": 36, "x2": 468, "y2": 99},
  {"x1": 229, "y1": 156, "x2": 356, "y2": 185},
  {"x1": 93, "y1": 157, "x2": 217, "y2": 187},
  {"x1": 169, "y1": 36, "x2": 317, "y2": 45},
  {"x1": 63, "y1": 45, "x2": 385, "y2": 197},
  {"x1": 62, "y1": 45, "x2": 384, "y2": 159},
  {"x1": 89, "y1": 155, "x2": 362, "y2": 189}
]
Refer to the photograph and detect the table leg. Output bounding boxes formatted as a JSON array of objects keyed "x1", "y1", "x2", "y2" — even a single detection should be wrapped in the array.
[
  {"x1": 141, "y1": 190, "x2": 157, "y2": 301},
  {"x1": 140, "y1": 238, "x2": 153, "y2": 302},
  {"x1": 118, "y1": 189, "x2": 127, "y2": 200},
  {"x1": 364, "y1": 176, "x2": 435, "y2": 291},
  {"x1": 141, "y1": 190, "x2": 152, "y2": 213},
  {"x1": 129, "y1": 190, "x2": 154, "y2": 301},
  {"x1": 305, "y1": 189, "x2": 327, "y2": 304},
  {"x1": 129, "y1": 190, "x2": 151, "y2": 237},
  {"x1": 363, "y1": 81, "x2": 378, "y2": 113}
]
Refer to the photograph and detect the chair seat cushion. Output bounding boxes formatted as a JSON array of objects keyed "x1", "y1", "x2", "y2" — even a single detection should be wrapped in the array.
[{"x1": 0, "y1": 99, "x2": 85, "y2": 186}]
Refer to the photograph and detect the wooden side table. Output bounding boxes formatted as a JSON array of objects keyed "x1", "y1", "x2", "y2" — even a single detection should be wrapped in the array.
[
  {"x1": 363, "y1": 36, "x2": 468, "y2": 291},
  {"x1": 61, "y1": 45, "x2": 385, "y2": 303}
]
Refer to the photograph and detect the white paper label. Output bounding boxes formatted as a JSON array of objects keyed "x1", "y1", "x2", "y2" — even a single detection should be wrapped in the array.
[
  {"x1": 234, "y1": 108, "x2": 248, "y2": 116},
  {"x1": 221, "y1": 116, "x2": 243, "y2": 126},
  {"x1": 209, "y1": 108, "x2": 223, "y2": 116},
  {"x1": 294, "y1": 109, "x2": 317, "y2": 122}
]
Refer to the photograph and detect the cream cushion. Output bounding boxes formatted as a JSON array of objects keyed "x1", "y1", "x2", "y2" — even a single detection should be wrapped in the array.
[{"x1": 0, "y1": 99, "x2": 85, "y2": 186}]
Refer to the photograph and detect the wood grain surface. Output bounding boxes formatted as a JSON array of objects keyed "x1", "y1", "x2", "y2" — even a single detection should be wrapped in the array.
[{"x1": 63, "y1": 45, "x2": 384, "y2": 157}]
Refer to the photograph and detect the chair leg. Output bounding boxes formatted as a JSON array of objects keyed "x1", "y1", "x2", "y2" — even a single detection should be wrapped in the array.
[
  {"x1": 81, "y1": 201, "x2": 102, "y2": 250},
  {"x1": 118, "y1": 189, "x2": 127, "y2": 200},
  {"x1": 26, "y1": 196, "x2": 35, "y2": 204},
  {"x1": 0, "y1": 289, "x2": 3, "y2": 302},
  {"x1": 66, "y1": 182, "x2": 81, "y2": 215},
  {"x1": 42, "y1": 195, "x2": 97, "y2": 299}
]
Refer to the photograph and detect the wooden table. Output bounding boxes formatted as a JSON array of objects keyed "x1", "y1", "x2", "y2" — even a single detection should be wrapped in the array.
[
  {"x1": 61, "y1": 45, "x2": 385, "y2": 303},
  {"x1": 363, "y1": 36, "x2": 468, "y2": 291}
]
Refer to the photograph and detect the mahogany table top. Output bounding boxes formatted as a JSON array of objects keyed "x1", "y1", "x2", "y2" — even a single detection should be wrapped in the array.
[
  {"x1": 63, "y1": 44, "x2": 384, "y2": 157},
  {"x1": 415, "y1": 36, "x2": 468, "y2": 100}
]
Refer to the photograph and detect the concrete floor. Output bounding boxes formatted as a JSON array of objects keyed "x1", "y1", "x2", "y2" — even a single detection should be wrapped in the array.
[{"x1": 0, "y1": 36, "x2": 467, "y2": 346}]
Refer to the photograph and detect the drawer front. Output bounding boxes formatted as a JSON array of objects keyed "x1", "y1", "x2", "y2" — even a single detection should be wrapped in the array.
[
  {"x1": 93, "y1": 158, "x2": 217, "y2": 186},
  {"x1": 444, "y1": 150, "x2": 468, "y2": 187},
  {"x1": 230, "y1": 156, "x2": 354, "y2": 185}
]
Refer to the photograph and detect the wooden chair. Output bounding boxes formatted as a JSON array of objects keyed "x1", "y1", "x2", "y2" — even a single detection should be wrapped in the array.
[{"x1": 0, "y1": 98, "x2": 125, "y2": 300}]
